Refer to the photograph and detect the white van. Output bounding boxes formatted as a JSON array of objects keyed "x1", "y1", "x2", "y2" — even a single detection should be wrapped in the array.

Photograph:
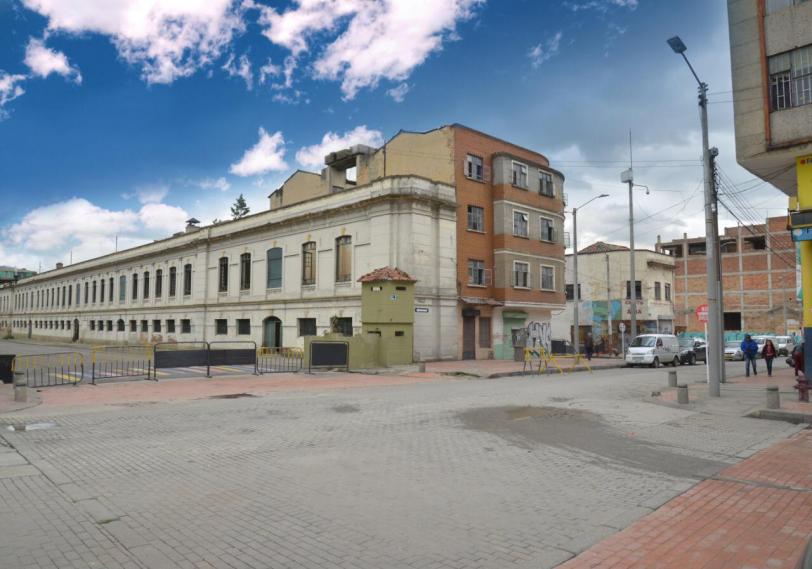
[{"x1": 625, "y1": 334, "x2": 680, "y2": 368}]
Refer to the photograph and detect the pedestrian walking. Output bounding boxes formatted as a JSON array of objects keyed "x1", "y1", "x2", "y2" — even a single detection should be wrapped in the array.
[
  {"x1": 585, "y1": 333, "x2": 594, "y2": 361},
  {"x1": 793, "y1": 343, "x2": 805, "y2": 377},
  {"x1": 762, "y1": 338, "x2": 777, "y2": 377},
  {"x1": 740, "y1": 334, "x2": 759, "y2": 377}
]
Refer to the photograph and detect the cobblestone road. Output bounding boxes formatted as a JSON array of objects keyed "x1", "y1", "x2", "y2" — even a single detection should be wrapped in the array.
[{"x1": 0, "y1": 365, "x2": 802, "y2": 569}]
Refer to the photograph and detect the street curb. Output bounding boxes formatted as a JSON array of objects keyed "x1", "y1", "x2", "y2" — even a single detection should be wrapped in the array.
[
  {"x1": 747, "y1": 408, "x2": 812, "y2": 425},
  {"x1": 487, "y1": 362, "x2": 626, "y2": 379}
]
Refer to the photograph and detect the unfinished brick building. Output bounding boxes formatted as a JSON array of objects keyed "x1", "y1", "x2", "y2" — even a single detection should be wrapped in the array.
[{"x1": 657, "y1": 216, "x2": 798, "y2": 335}]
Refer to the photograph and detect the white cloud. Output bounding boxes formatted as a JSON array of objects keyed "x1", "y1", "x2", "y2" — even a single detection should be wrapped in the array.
[
  {"x1": 258, "y1": 58, "x2": 281, "y2": 85},
  {"x1": 135, "y1": 184, "x2": 169, "y2": 204},
  {"x1": 256, "y1": 0, "x2": 482, "y2": 99},
  {"x1": 24, "y1": 38, "x2": 82, "y2": 84},
  {"x1": 386, "y1": 82, "x2": 409, "y2": 102},
  {"x1": 21, "y1": 0, "x2": 245, "y2": 84},
  {"x1": 564, "y1": 0, "x2": 638, "y2": 12},
  {"x1": 230, "y1": 127, "x2": 288, "y2": 176},
  {"x1": 2, "y1": 197, "x2": 191, "y2": 269},
  {"x1": 0, "y1": 72, "x2": 26, "y2": 118},
  {"x1": 223, "y1": 53, "x2": 253, "y2": 89},
  {"x1": 197, "y1": 177, "x2": 231, "y2": 191},
  {"x1": 528, "y1": 31, "x2": 562, "y2": 68},
  {"x1": 295, "y1": 125, "x2": 383, "y2": 169}
]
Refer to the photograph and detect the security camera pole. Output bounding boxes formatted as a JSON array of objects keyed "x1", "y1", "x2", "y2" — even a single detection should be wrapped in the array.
[{"x1": 668, "y1": 35, "x2": 723, "y2": 397}]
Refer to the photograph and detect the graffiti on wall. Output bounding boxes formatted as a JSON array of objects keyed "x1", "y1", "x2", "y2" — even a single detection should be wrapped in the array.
[{"x1": 526, "y1": 321, "x2": 552, "y2": 353}]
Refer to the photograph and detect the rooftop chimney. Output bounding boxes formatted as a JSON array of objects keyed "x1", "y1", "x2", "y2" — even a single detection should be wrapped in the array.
[
  {"x1": 56, "y1": 262, "x2": 64, "y2": 270},
  {"x1": 185, "y1": 218, "x2": 201, "y2": 233}
]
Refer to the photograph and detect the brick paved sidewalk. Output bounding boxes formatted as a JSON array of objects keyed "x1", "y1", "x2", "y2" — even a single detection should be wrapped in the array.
[
  {"x1": 9, "y1": 371, "x2": 448, "y2": 413},
  {"x1": 559, "y1": 429, "x2": 812, "y2": 569}
]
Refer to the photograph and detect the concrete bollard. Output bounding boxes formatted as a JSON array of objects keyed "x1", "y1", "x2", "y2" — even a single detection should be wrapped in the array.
[
  {"x1": 667, "y1": 370, "x2": 678, "y2": 388},
  {"x1": 766, "y1": 386, "x2": 780, "y2": 410},
  {"x1": 418, "y1": 362, "x2": 426, "y2": 373},
  {"x1": 13, "y1": 372, "x2": 27, "y2": 403},
  {"x1": 677, "y1": 384, "x2": 689, "y2": 405}
]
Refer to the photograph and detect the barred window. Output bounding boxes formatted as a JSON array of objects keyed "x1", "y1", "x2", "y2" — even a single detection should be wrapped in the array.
[
  {"x1": 218, "y1": 257, "x2": 229, "y2": 292},
  {"x1": 769, "y1": 45, "x2": 812, "y2": 110},
  {"x1": 335, "y1": 237, "x2": 352, "y2": 283},
  {"x1": 302, "y1": 242, "x2": 316, "y2": 286},
  {"x1": 240, "y1": 253, "x2": 251, "y2": 290}
]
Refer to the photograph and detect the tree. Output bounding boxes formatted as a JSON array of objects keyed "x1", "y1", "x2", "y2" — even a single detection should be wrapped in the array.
[{"x1": 230, "y1": 194, "x2": 250, "y2": 220}]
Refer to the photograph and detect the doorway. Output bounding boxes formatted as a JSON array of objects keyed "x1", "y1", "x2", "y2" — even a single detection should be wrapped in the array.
[
  {"x1": 462, "y1": 316, "x2": 476, "y2": 360},
  {"x1": 263, "y1": 317, "x2": 282, "y2": 349},
  {"x1": 72, "y1": 319, "x2": 79, "y2": 342}
]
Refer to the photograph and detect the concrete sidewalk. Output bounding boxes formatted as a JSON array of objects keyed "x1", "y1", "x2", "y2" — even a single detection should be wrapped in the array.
[
  {"x1": 559, "y1": 429, "x2": 812, "y2": 568},
  {"x1": 423, "y1": 356, "x2": 624, "y2": 378}
]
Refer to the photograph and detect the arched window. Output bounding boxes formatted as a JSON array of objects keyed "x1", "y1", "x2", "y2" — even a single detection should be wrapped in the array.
[
  {"x1": 335, "y1": 236, "x2": 352, "y2": 283},
  {"x1": 155, "y1": 269, "x2": 163, "y2": 297},
  {"x1": 183, "y1": 264, "x2": 192, "y2": 296},
  {"x1": 132, "y1": 273, "x2": 138, "y2": 300},
  {"x1": 117, "y1": 319, "x2": 125, "y2": 332},
  {"x1": 301, "y1": 242, "x2": 316, "y2": 286},
  {"x1": 143, "y1": 271, "x2": 150, "y2": 299}
]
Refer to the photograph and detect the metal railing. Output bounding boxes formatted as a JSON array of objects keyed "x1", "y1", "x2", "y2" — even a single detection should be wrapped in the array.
[
  {"x1": 12, "y1": 352, "x2": 85, "y2": 387},
  {"x1": 257, "y1": 347, "x2": 303, "y2": 373},
  {"x1": 91, "y1": 344, "x2": 154, "y2": 384}
]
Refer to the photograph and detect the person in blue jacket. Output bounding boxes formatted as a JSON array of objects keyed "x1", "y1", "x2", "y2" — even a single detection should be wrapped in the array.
[{"x1": 740, "y1": 334, "x2": 759, "y2": 377}]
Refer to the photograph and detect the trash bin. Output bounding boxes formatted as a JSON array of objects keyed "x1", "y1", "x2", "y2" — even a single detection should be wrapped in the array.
[{"x1": 0, "y1": 355, "x2": 15, "y2": 384}]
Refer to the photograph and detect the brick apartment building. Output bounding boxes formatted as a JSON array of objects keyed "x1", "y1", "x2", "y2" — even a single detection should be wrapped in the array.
[{"x1": 657, "y1": 216, "x2": 798, "y2": 335}]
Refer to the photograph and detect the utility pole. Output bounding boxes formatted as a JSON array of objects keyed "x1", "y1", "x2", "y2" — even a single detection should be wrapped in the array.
[
  {"x1": 669, "y1": 35, "x2": 723, "y2": 397},
  {"x1": 621, "y1": 131, "x2": 638, "y2": 339},
  {"x1": 709, "y1": 147, "x2": 726, "y2": 384}
]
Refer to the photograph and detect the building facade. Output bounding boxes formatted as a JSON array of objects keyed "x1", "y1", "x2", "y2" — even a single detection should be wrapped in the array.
[
  {"x1": 657, "y1": 216, "x2": 798, "y2": 334},
  {"x1": 0, "y1": 124, "x2": 566, "y2": 361},
  {"x1": 551, "y1": 242, "x2": 676, "y2": 348}
]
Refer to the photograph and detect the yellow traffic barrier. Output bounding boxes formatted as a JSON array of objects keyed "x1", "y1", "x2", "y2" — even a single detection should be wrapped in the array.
[{"x1": 523, "y1": 346, "x2": 564, "y2": 375}]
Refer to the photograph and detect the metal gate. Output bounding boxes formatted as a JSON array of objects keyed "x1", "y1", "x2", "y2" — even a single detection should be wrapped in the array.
[
  {"x1": 12, "y1": 352, "x2": 85, "y2": 387},
  {"x1": 153, "y1": 342, "x2": 210, "y2": 377},
  {"x1": 257, "y1": 347, "x2": 303, "y2": 373},
  {"x1": 209, "y1": 341, "x2": 257, "y2": 373}
]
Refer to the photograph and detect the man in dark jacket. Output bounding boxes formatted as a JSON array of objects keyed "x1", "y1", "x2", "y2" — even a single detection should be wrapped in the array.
[{"x1": 740, "y1": 334, "x2": 759, "y2": 377}]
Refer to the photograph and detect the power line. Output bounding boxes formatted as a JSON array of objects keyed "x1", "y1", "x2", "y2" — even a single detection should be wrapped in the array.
[{"x1": 716, "y1": 196, "x2": 795, "y2": 269}]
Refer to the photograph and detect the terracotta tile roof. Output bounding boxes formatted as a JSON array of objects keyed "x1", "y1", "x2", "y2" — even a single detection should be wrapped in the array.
[
  {"x1": 578, "y1": 241, "x2": 629, "y2": 254},
  {"x1": 357, "y1": 266, "x2": 417, "y2": 283}
]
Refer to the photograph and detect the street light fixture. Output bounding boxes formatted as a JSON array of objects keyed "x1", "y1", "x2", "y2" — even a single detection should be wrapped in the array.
[
  {"x1": 668, "y1": 35, "x2": 724, "y2": 397},
  {"x1": 572, "y1": 193, "x2": 610, "y2": 356}
]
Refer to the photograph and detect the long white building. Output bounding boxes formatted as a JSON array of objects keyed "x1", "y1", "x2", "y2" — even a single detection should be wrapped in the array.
[{"x1": 0, "y1": 176, "x2": 458, "y2": 361}]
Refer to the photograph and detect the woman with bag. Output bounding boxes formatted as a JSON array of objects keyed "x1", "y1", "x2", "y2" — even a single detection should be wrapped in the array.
[{"x1": 763, "y1": 338, "x2": 777, "y2": 377}]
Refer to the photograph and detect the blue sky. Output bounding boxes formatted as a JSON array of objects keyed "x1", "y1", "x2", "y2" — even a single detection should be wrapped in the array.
[{"x1": 0, "y1": 0, "x2": 784, "y2": 270}]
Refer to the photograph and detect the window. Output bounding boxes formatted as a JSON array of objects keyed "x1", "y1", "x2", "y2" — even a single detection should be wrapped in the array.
[
  {"x1": 540, "y1": 265, "x2": 555, "y2": 291},
  {"x1": 467, "y1": 205, "x2": 484, "y2": 232},
  {"x1": 84, "y1": 282, "x2": 89, "y2": 304},
  {"x1": 513, "y1": 211, "x2": 529, "y2": 237},
  {"x1": 153, "y1": 319, "x2": 161, "y2": 332},
  {"x1": 539, "y1": 171, "x2": 554, "y2": 197},
  {"x1": 132, "y1": 273, "x2": 138, "y2": 300},
  {"x1": 129, "y1": 320, "x2": 136, "y2": 332},
  {"x1": 143, "y1": 271, "x2": 150, "y2": 298},
  {"x1": 511, "y1": 161, "x2": 528, "y2": 188},
  {"x1": 68, "y1": 285, "x2": 72, "y2": 306},
  {"x1": 99, "y1": 279, "x2": 104, "y2": 303},
  {"x1": 155, "y1": 270, "x2": 162, "y2": 298},
  {"x1": 767, "y1": 0, "x2": 810, "y2": 14},
  {"x1": 166, "y1": 319, "x2": 175, "y2": 333},
  {"x1": 654, "y1": 281, "x2": 662, "y2": 301},
  {"x1": 266, "y1": 248, "x2": 283, "y2": 288},
  {"x1": 106, "y1": 320, "x2": 112, "y2": 332},
  {"x1": 117, "y1": 319, "x2": 125, "y2": 332},
  {"x1": 169, "y1": 267, "x2": 177, "y2": 297},
  {"x1": 302, "y1": 242, "x2": 316, "y2": 286},
  {"x1": 479, "y1": 317, "x2": 492, "y2": 348},
  {"x1": 92, "y1": 280, "x2": 97, "y2": 303},
  {"x1": 181, "y1": 319, "x2": 191, "y2": 334},
  {"x1": 333, "y1": 317, "x2": 353, "y2": 337},
  {"x1": 468, "y1": 260, "x2": 485, "y2": 286},
  {"x1": 183, "y1": 264, "x2": 192, "y2": 295},
  {"x1": 97, "y1": 320, "x2": 103, "y2": 331},
  {"x1": 237, "y1": 319, "x2": 251, "y2": 335},
  {"x1": 90, "y1": 320, "x2": 95, "y2": 331},
  {"x1": 298, "y1": 318, "x2": 316, "y2": 336},
  {"x1": 665, "y1": 283, "x2": 672, "y2": 302},
  {"x1": 141, "y1": 320, "x2": 148, "y2": 332},
  {"x1": 540, "y1": 217, "x2": 556, "y2": 242},
  {"x1": 513, "y1": 262, "x2": 529, "y2": 288},
  {"x1": 625, "y1": 280, "x2": 643, "y2": 299},
  {"x1": 215, "y1": 319, "x2": 227, "y2": 335},
  {"x1": 240, "y1": 253, "x2": 251, "y2": 290},
  {"x1": 109, "y1": 277, "x2": 114, "y2": 302},
  {"x1": 335, "y1": 236, "x2": 352, "y2": 283},
  {"x1": 465, "y1": 154, "x2": 483, "y2": 181},
  {"x1": 769, "y1": 45, "x2": 812, "y2": 110},
  {"x1": 218, "y1": 257, "x2": 229, "y2": 292},
  {"x1": 119, "y1": 276, "x2": 126, "y2": 302},
  {"x1": 565, "y1": 284, "x2": 582, "y2": 301}
]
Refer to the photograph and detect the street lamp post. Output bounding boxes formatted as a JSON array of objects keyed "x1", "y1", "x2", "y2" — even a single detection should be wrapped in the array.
[
  {"x1": 668, "y1": 35, "x2": 724, "y2": 397},
  {"x1": 572, "y1": 194, "x2": 610, "y2": 356}
]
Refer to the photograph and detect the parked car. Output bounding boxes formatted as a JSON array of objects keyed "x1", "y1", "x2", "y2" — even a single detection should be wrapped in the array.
[
  {"x1": 752, "y1": 335, "x2": 777, "y2": 358},
  {"x1": 775, "y1": 335, "x2": 795, "y2": 357},
  {"x1": 724, "y1": 341, "x2": 744, "y2": 361},
  {"x1": 625, "y1": 334, "x2": 680, "y2": 368},
  {"x1": 678, "y1": 337, "x2": 706, "y2": 365}
]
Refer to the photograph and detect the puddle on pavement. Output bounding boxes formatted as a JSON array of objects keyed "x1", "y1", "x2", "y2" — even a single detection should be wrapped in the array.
[
  {"x1": 6, "y1": 422, "x2": 57, "y2": 432},
  {"x1": 459, "y1": 405, "x2": 727, "y2": 479},
  {"x1": 209, "y1": 393, "x2": 256, "y2": 399},
  {"x1": 332, "y1": 404, "x2": 360, "y2": 414}
]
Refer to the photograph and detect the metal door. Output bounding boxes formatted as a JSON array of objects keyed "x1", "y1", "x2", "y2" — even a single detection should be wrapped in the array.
[{"x1": 462, "y1": 316, "x2": 476, "y2": 360}]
